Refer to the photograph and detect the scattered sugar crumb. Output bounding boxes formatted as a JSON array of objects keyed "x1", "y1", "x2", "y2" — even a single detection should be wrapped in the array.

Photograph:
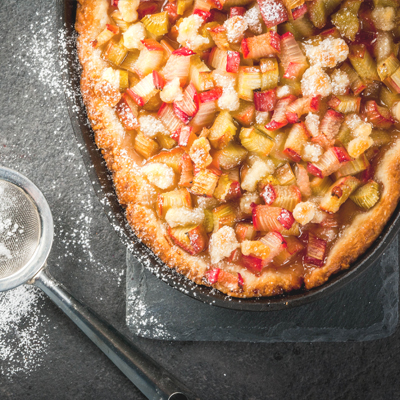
[
  {"x1": 177, "y1": 14, "x2": 209, "y2": 51},
  {"x1": 209, "y1": 226, "x2": 239, "y2": 264},
  {"x1": 331, "y1": 69, "x2": 350, "y2": 96},
  {"x1": 160, "y1": 77, "x2": 183, "y2": 103},
  {"x1": 245, "y1": 5, "x2": 263, "y2": 35},
  {"x1": 305, "y1": 38, "x2": 349, "y2": 68},
  {"x1": 301, "y1": 65, "x2": 332, "y2": 98},
  {"x1": 142, "y1": 162, "x2": 175, "y2": 189},
  {"x1": 165, "y1": 207, "x2": 205, "y2": 228},
  {"x1": 123, "y1": 22, "x2": 146, "y2": 49},
  {"x1": 139, "y1": 115, "x2": 168, "y2": 138},
  {"x1": 224, "y1": 16, "x2": 248, "y2": 44}
]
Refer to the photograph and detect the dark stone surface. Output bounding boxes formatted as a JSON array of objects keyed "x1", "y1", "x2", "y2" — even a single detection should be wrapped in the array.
[
  {"x1": 0, "y1": 1, "x2": 400, "y2": 399},
  {"x1": 126, "y1": 243, "x2": 398, "y2": 342}
]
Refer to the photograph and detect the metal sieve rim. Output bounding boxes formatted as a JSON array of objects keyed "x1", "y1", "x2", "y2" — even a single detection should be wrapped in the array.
[{"x1": 0, "y1": 167, "x2": 53, "y2": 291}]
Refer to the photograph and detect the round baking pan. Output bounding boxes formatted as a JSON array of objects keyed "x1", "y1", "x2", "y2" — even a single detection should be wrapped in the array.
[{"x1": 58, "y1": 0, "x2": 400, "y2": 311}]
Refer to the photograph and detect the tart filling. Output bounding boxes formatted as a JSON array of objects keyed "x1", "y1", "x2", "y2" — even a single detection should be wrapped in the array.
[{"x1": 76, "y1": 0, "x2": 400, "y2": 297}]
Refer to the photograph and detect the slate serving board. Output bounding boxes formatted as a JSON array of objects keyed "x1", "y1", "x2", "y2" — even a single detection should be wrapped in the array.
[{"x1": 126, "y1": 239, "x2": 399, "y2": 342}]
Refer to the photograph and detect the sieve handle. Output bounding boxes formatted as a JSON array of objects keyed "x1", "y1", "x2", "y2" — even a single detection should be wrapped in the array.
[{"x1": 32, "y1": 268, "x2": 197, "y2": 400}]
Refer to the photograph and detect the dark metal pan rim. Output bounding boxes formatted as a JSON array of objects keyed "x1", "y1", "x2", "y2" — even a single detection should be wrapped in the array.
[{"x1": 58, "y1": 0, "x2": 400, "y2": 311}]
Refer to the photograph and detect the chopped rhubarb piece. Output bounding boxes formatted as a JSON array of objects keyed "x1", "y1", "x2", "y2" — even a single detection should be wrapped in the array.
[
  {"x1": 350, "y1": 180, "x2": 380, "y2": 210},
  {"x1": 328, "y1": 95, "x2": 360, "y2": 114},
  {"x1": 230, "y1": 7, "x2": 246, "y2": 17},
  {"x1": 319, "y1": 110, "x2": 344, "y2": 140},
  {"x1": 261, "y1": 184, "x2": 277, "y2": 205},
  {"x1": 164, "y1": 1, "x2": 179, "y2": 24},
  {"x1": 305, "y1": 233, "x2": 327, "y2": 266},
  {"x1": 217, "y1": 270, "x2": 242, "y2": 289},
  {"x1": 179, "y1": 153, "x2": 194, "y2": 187},
  {"x1": 265, "y1": 95, "x2": 296, "y2": 130},
  {"x1": 340, "y1": 62, "x2": 366, "y2": 96},
  {"x1": 279, "y1": 32, "x2": 308, "y2": 81},
  {"x1": 286, "y1": 96, "x2": 320, "y2": 123},
  {"x1": 348, "y1": 44, "x2": 379, "y2": 84},
  {"x1": 236, "y1": 222, "x2": 256, "y2": 242},
  {"x1": 283, "y1": 122, "x2": 309, "y2": 162},
  {"x1": 241, "y1": 31, "x2": 281, "y2": 59},
  {"x1": 137, "y1": 1, "x2": 160, "y2": 19},
  {"x1": 283, "y1": 148, "x2": 301, "y2": 163},
  {"x1": 295, "y1": 164, "x2": 311, "y2": 198},
  {"x1": 158, "y1": 188, "x2": 192, "y2": 217},
  {"x1": 239, "y1": 127, "x2": 274, "y2": 157},
  {"x1": 331, "y1": 147, "x2": 351, "y2": 163},
  {"x1": 227, "y1": 248, "x2": 241, "y2": 263},
  {"x1": 364, "y1": 100, "x2": 395, "y2": 129},
  {"x1": 205, "y1": 267, "x2": 220, "y2": 283},
  {"x1": 163, "y1": 51, "x2": 194, "y2": 86},
  {"x1": 150, "y1": 147, "x2": 185, "y2": 173},
  {"x1": 319, "y1": 176, "x2": 360, "y2": 213},
  {"x1": 134, "y1": 40, "x2": 165, "y2": 78},
  {"x1": 257, "y1": 0, "x2": 289, "y2": 28},
  {"x1": 307, "y1": 163, "x2": 323, "y2": 179},
  {"x1": 226, "y1": 51, "x2": 240, "y2": 73},
  {"x1": 92, "y1": 24, "x2": 119, "y2": 48},
  {"x1": 231, "y1": 101, "x2": 255, "y2": 127},
  {"x1": 273, "y1": 235, "x2": 304, "y2": 265},
  {"x1": 237, "y1": 272, "x2": 244, "y2": 288},
  {"x1": 158, "y1": 103, "x2": 184, "y2": 135},
  {"x1": 214, "y1": 174, "x2": 234, "y2": 201},
  {"x1": 212, "y1": 203, "x2": 236, "y2": 231},
  {"x1": 209, "y1": 47, "x2": 228, "y2": 70},
  {"x1": 209, "y1": 25, "x2": 230, "y2": 51},
  {"x1": 102, "y1": 38, "x2": 128, "y2": 66},
  {"x1": 172, "y1": 47, "x2": 196, "y2": 56},
  {"x1": 193, "y1": 8, "x2": 211, "y2": 21},
  {"x1": 307, "y1": 147, "x2": 349, "y2": 178},
  {"x1": 254, "y1": 90, "x2": 277, "y2": 112},
  {"x1": 277, "y1": 208, "x2": 295, "y2": 230},
  {"x1": 127, "y1": 73, "x2": 160, "y2": 106},
  {"x1": 153, "y1": 70, "x2": 165, "y2": 90},
  {"x1": 275, "y1": 163, "x2": 296, "y2": 186},
  {"x1": 259, "y1": 231, "x2": 287, "y2": 266},
  {"x1": 191, "y1": 90, "x2": 221, "y2": 131},
  {"x1": 199, "y1": 87, "x2": 223, "y2": 103},
  {"x1": 292, "y1": 3, "x2": 307, "y2": 19},
  {"x1": 105, "y1": 23, "x2": 118, "y2": 34},
  {"x1": 177, "y1": 126, "x2": 196, "y2": 148},
  {"x1": 252, "y1": 205, "x2": 289, "y2": 232},
  {"x1": 212, "y1": 143, "x2": 248, "y2": 170},
  {"x1": 262, "y1": 185, "x2": 301, "y2": 212},
  {"x1": 173, "y1": 83, "x2": 199, "y2": 124},
  {"x1": 115, "y1": 94, "x2": 139, "y2": 130},
  {"x1": 169, "y1": 224, "x2": 207, "y2": 255},
  {"x1": 238, "y1": 66, "x2": 262, "y2": 101},
  {"x1": 209, "y1": 111, "x2": 237, "y2": 149},
  {"x1": 241, "y1": 254, "x2": 263, "y2": 274},
  {"x1": 190, "y1": 168, "x2": 220, "y2": 197}
]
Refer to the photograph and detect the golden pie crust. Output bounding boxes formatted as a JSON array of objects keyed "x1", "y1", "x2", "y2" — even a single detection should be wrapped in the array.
[{"x1": 75, "y1": 0, "x2": 400, "y2": 298}]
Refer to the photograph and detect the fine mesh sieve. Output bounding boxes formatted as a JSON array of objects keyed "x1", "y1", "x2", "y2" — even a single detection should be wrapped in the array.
[
  {"x1": 0, "y1": 167, "x2": 195, "y2": 400},
  {"x1": 0, "y1": 180, "x2": 41, "y2": 280}
]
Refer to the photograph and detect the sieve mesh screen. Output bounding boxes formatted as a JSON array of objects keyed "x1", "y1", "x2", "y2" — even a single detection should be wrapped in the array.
[{"x1": 0, "y1": 180, "x2": 41, "y2": 279}]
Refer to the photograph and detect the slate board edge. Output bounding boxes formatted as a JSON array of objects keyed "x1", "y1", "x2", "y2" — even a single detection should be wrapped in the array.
[{"x1": 125, "y1": 241, "x2": 399, "y2": 343}]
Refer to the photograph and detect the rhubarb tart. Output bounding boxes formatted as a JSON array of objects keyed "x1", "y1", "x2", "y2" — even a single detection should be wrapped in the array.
[{"x1": 76, "y1": 0, "x2": 400, "y2": 297}]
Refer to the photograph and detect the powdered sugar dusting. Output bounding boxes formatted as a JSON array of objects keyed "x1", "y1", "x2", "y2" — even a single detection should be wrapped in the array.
[
  {"x1": 0, "y1": 285, "x2": 49, "y2": 378},
  {"x1": 0, "y1": 9, "x2": 128, "y2": 379}
]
